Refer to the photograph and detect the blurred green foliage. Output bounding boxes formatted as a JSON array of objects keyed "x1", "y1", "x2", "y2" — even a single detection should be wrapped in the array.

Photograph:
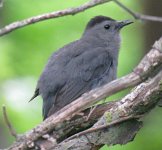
[{"x1": 0, "y1": 0, "x2": 162, "y2": 149}]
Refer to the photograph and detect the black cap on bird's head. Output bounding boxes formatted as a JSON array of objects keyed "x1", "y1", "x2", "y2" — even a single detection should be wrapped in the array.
[
  {"x1": 86, "y1": 16, "x2": 115, "y2": 30},
  {"x1": 85, "y1": 15, "x2": 133, "y2": 31}
]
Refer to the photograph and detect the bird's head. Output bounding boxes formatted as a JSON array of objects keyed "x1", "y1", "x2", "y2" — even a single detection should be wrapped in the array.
[{"x1": 83, "y1": 16, "x2": 133, "y2": 42}]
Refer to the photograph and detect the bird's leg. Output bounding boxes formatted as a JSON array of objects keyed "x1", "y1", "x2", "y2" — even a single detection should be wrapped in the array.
[
  {"x1": 86, "y1": 98, "x2": 107, "y2": 121},
  {"x1": 86, "y1": 105, "x2": 97, "y2": 121}
]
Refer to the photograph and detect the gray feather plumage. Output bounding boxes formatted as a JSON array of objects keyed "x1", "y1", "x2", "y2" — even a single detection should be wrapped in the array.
[{"x1": 30, "y1": 16, "x2": 132, "y2": 120}]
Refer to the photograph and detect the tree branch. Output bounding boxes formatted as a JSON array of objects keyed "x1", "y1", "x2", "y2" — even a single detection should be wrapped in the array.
[
  {"x1": 7, "y1": 37, "x2": 162, "y2": 150},
  {"x1": 0, "y1": 0, "x2": 112, "y2": 36},
  {"x1": 53, "y1": 69, "x2": 162, "y2": 150},
  {"x1": 32, "y1": 102, "x2": 115, "y2": 149},
  {"x1": 114, "y1": 0, "x2": 162, "y2": 22},
  {"x1": 67, "y1": 115, "x2": 142, "y2": 141},
  {"x1": 1, "y1": 0, "x2": 162, "y2": 37}
]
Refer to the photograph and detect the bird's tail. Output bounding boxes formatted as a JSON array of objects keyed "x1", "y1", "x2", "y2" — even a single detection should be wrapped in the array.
[{"x1": 29, "y1": 88, "x2": 39, "y2": 102}]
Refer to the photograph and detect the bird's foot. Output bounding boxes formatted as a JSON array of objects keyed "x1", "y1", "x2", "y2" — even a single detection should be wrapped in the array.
[{"x1": 86, "y1": 105, "x2": 97, "y2": 121}]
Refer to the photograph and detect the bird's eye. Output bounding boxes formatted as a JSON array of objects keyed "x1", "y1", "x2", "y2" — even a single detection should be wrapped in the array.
[{"x1": 104, "y1": 24, "x2": 110, "y2": 30}]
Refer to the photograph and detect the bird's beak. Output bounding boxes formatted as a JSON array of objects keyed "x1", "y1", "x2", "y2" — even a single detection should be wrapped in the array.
[{"x1": 117, "y1": 20, "x2": 133, "y2": 29}]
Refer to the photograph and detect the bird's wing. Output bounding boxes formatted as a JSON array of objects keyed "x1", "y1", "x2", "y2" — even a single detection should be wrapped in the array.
[{"x1": 46, "y1": 48, "x2": 112, "y2": 118}]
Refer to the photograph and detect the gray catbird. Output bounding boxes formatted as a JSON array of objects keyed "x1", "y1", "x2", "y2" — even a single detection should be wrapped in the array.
[{"x1": 30, "y1": 16, "x2": 133, "y2": 120}]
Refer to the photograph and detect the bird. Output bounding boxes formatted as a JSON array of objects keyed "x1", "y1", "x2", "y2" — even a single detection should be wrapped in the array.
[{"x1": 30, "y1": 16, "x2": 133, "y2": 120}]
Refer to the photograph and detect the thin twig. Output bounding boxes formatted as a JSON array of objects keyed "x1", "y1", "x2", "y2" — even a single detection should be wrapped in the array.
[
  {"x1": 67, "y1": 115, "x2": 142, "y2": 141},
  {"x1": 114, "y1": 0, "x2": 162, "y2": 22},
  {"x1": 0, "y1": 0, "x2": 111, "y2": 36},
  {"x1": 2, "y1": 105, "x2": 18, "y2": 139}
]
